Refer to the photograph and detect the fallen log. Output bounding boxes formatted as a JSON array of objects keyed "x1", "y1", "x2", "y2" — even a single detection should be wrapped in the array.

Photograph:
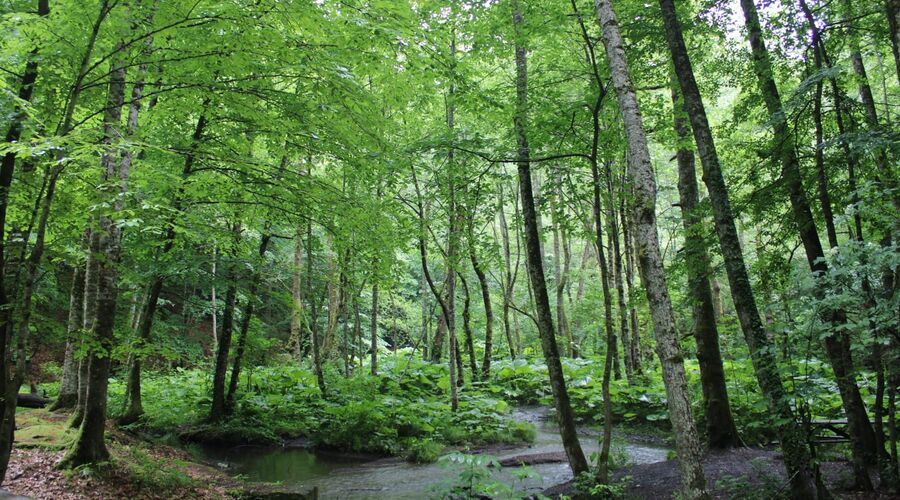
[{"x1": 16, "y1": 393, "x2": 49, "y2": 408}]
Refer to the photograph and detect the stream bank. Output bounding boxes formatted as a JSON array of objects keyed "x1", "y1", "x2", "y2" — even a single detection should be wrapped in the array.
[{"x1": 197, "y1": 406, "x2": 670, "y2": 499}]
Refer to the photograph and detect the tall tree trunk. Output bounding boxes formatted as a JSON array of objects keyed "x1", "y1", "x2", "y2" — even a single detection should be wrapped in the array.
[
  {"x1": 660, "y1": 0, "x2": 819, "y2": 493},
  {"x1": 51, "y1": 263, "x2": 85, "y2": 411},
  {"x1": 62, "y1": 45, "x2": 130, "y2": 468},
  {"x1": 115, "y1": 46, "x2": 172, "y2": 424},
  {"x1": 308, "y1": 222, "x2": 326, "y2": 397},
  {"x1": 322, "y1": 234, "x2": 340, "y2": 357},
  {"x1": 670, "y1": 81, "x2": 741, "y2": 449},
  {"x1": 594, "y1": 0, "x2": 708, "y2": 496},
  {"x1": 497, "y1": 184, "x2": 517, "y2": 358},
  {"x1": 552, "y1": 209, "x2": 571, "y2": 357},
  {"x1": 210, "y1": 224, "x2": 241, "y2": 421},
  {"x1": 590, "y1": 134, "x2": 617, "y2": 485},
  {"x1": 72, "y1": 231, "x2": 100, "y2": 429},
  {"x1": 622, "y1": 191, "x2": 642, "y2": 375},
  {"x1": 459, "y1": 276, "x2": 478, "y2": 380},
  {"x1": 605, "y1": 164, "x2": 634, "y2": 384},
  {"x1": 470, "y1": 243, "x2": 494, "y2": 379},
  {"x1": 370, "y1": 282, "x2": 379, "y2": 375},
  {"x1": 289, "y1": 227, "x2": 304, "y2": 357},
  {"x1": 740, "y1": 0, "x2": 879, "y2": 485},
  {"x1": 445, "y1": 30, "x2": 459, "y2": 411},
  {"x1": 512, "y1": 0, "x2": 588, "y2": 476},
  {"x1": 226, "y1": 229, "x2": 274, "y2": 411}
]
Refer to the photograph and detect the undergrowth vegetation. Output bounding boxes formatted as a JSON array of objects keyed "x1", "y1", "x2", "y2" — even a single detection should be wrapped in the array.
[{"x1": 35, "y1": 350, "x2": 864, "y2": 460}]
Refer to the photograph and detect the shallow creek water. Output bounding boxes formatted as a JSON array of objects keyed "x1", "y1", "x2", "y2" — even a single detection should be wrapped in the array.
[{"x1": 197, "y1": 407, "x2": 669, "y2": 499}]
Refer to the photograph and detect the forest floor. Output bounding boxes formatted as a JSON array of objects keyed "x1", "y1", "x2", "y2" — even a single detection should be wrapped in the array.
[
  {"x1": 3, "y1": 408, "x2": 315, "y2": 499},
  {"x1": 543, "y1": 447, "x2": 898, "y2": 499}
]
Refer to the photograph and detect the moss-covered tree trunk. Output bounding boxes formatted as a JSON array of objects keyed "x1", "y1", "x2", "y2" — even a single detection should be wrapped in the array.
[
  {"x1": 659, "y1": 0, "x2": 819, "y2": 492},
  {"x1": 739, "y1": 0, "x2": 878, "y2": 490},
  {"x1": 62, "y1": 45, "x2": 129, "y2": 468}
]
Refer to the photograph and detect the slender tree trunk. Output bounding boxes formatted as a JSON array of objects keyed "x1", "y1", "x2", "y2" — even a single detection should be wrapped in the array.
[
  {"x1": 552, "y1": 213, "x2": 571, "y2": 357},
  {"x1": 605, "y1": 165, "x2": 634, "y2": 384},
  {"x1": 594, "y1": 0, "x2": 708, "y2": 495},
  {"x1": 498, "y1": 184, "x2": 517, "y2": 358},
  {"x1": 460, "y1": 276, "x2": 478, "y2": 380},
  {"x1": 211, "y1": 245, "x2": 218, "y2": 354},
  {"x1": 210, "y1": 224, "x2": 240, "y2": 421},
  {"x1": 370, "y1": 282, "x2": 378, "y2": 375},
  {"x1": 670, "y1": 81, "x2": 741, "y2": 449},
  {"x1": 445, "y1": 31, "x2": 459, "y2": 411},
  {"x1": 226, "y1": 230, "x2": 273, "y2": 411},
  {"x1": 471, "y1": 244, "x2": 494, "y2": 379},
  {"x1": 52, "y1": 265, "x2": 86, "y2": 411},
  {"x1": 591, "y1": 138, "x2": 617, "y2": 485},
  {"x1": 622, "y1": 193, "x2": 641, "y2": 375},
  {"x1": 661, "y1": 0, "x2": 819, "y2": 493},
  {"x1": 289, "y1": 228, "x2": 303, "y2": 357},
  {"x1": 308, "y1": 222, "x2": 326, "y2": 397},
  {"x1": 512, "y1": 0, "x2": 588, "y2": 476}
]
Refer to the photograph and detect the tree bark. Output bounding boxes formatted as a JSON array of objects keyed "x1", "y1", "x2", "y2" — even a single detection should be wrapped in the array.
[
  {"x1": 512, "y1": 0, "x2": 588, "y2": 476},
  {"x1": 670, "y1": 80, "x2": 741, "y2": 449},
  {"x1": 470, "y1": 242, "x2": 494, "y2": 379},
  {"x1": 289, "y1": 227, "x2": 304, "y2": 358},
  {"x1": 497, "y1": 183, "x2": 518, "y2": 358},
  {"x1": 210, "y1": 224, "x2": 241, "y2": 421},
  {"x1": 740, "y1": 0, "x2": 878, "y2": 485},
  {"x1": 226, "y1": 229, "x2": 274, "y2": 411},
  {"x1": 594, "y1": 0, "x2": 708, "y2": 495},
  {"x1": 459, "y1": 276, "x2": 478, "y2": 380},
  {"x1": 51, "y1": 260, "x2": 85, "y2": 411},
  {"x1": 660, "y1": 0, "x2": 819, "y2": 492},
  {"x1": 62, "y1": 44, "x2": 130, "y2": 468}
]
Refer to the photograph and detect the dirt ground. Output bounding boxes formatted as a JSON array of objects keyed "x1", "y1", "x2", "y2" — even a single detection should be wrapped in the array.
[
  {"x1": 542, "y1": 447, "x2": 900, "y2": 499},
  {"x1": 3, "y1": 409, "x2": 314, "y2": 500}
]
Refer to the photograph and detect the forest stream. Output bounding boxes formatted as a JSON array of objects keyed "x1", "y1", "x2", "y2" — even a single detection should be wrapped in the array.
[{"x1": 195, "y1": 406, "x2": 670, "y2": 499}]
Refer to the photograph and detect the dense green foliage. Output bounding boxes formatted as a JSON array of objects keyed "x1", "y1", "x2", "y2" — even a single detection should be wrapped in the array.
[{"x1": 0, "y1": 0, "x2": 897, "y2": 496}]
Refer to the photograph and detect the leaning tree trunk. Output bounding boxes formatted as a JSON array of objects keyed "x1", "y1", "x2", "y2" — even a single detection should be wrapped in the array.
[
  {"x1": 659, "y1": 0, "x2": 819, "y2": 493},
  {"x1": 739, "y1": 0, "x2": 879, "y2": 487},
  {"x1": 594, "y1": 0, "x2": 708, "y2": 496},
  {"x1": 0, "y1": 2, "x2": 49, "y2": 481},
  {"x1": 512, "y1": 0, "x2": 589, "y2": 476}
]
